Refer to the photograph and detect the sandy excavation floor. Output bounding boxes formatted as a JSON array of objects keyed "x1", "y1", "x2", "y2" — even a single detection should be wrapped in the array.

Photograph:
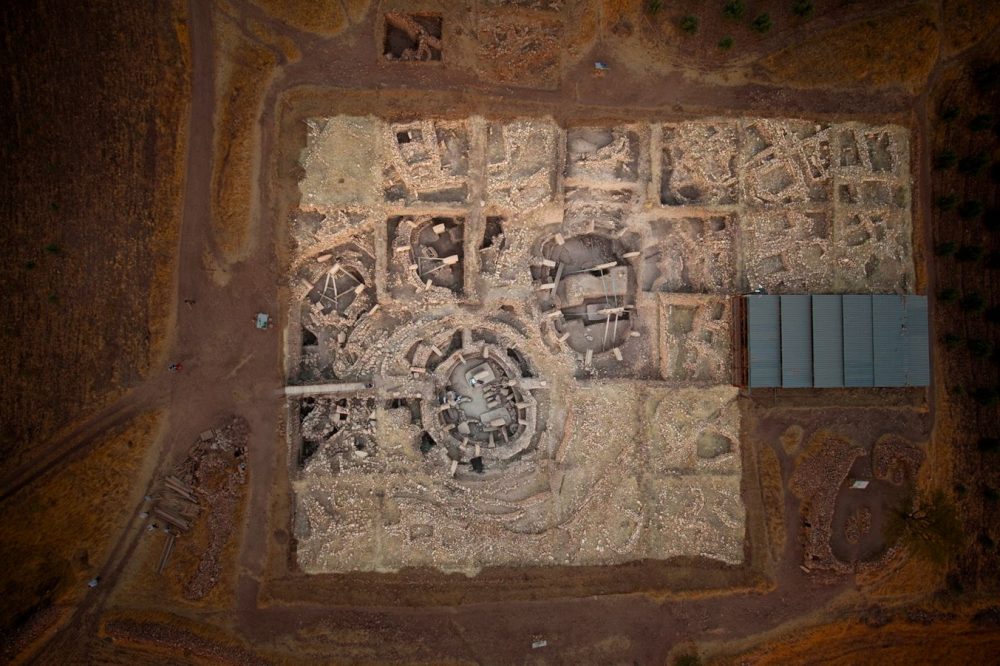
[{"x1": 286, "y1": 115, "x2": 912, "y2": 574}]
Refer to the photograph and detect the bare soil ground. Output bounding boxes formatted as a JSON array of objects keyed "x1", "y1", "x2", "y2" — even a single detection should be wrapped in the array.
[{"x1": 3, "y1": 0, "x2": 1000, "y2": 663}]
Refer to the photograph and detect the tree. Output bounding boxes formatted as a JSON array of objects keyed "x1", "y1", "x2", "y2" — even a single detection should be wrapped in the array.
[
  {"x1": 718, "y1": 36, "x2": 734, "y2": 50},
  {"x1": 942, "y1": 332, "x2": 961, "y2": 349},
  {"x1": 934, "y1": 149, "x2": 957, "y2": 170},
  {"x1": 752, "y1": 13, "x2": 773, "y2": 32},
  {"x1": 986, "y1": 252, "x2": 1000, "y2": 269},
  {"x1": 723, "y1": 1, "x2": 745, "y2": 19},
  {"x1": 985, "y1": 306, "x2": 1000, "y2": 324},
  {"x1": 792, "y1": 1, "x2": 814, "y2": 18},
  {"x1": 959, "y1": 152, "x2": 989, "y2": 175},
  {"x1": 970, "y1": 113, "x2": 994, "y2": 132},
  {"x1": 680, "y1": 15, "x2": 699, "y2": 34},
  {"x1": 936, "y1": 194, "x2": 957, "y2": 210},
  {"x1": 647, "y1": 0, "x2": 664, "y2": 15},
  {"x1": 972, "y1": 61, "x2": 1000, "y2": 94},
  {"x1": 955, "y1": 244, "x2": 983, "y2": 262},
  {"x1": 940, "y1": 106, "x2": 960, "y2": 122},
  {"x1": 886, "y1": 490, "x2": 964, "y2": 564},
  {"x1": 968, "y1": 338, "x2": 994, "y2": 358},
  {"x1": 985, "y1": 208, "x2": 1000, "y2": 231},
  {"x1": 972, "y1": 387, "x2": 998, "y2": 406},
  {"x1": 938, "y1": 287, "x2": 958, "y2": 302},
  {"x1": 978, "y1": 437, "x2": 1000, "y2": 453},
  {"x1": 958, "y1": 200, "x2": 984, "y2": 220},
  {"x1": 935, "y1": 241, "x2": 957, "y2": 256},
  {"x1": 961, "y1": 292, "x2": 985, "y2": 312}
]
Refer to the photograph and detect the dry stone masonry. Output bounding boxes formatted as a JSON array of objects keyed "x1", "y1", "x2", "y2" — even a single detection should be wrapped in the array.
[{"x1": 286, "y1": 116, "x2": 912, "y2": 574}]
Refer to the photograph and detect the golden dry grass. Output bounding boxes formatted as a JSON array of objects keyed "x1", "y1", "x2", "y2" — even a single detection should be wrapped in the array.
[
  {"x1": 758, "y1": 4, "x2": 939, "y2": 92},
  {"x1": 940, "y1": 0, "x2": 1000, "y2": 57},
  {"x1": 0, "y1": 411, "x2": 163, "y2": 630},
  {"x1": 250, "y1": 0, "x2": 354, "y2": 37},
  {"x1": 857, "y1": 550, "x2": 945, "y2": 599},
  {"x1": 712, "y1": 616, "x2": 1000, "y2": 665},
  {"x1": 210, "y1": 11, "x2": 279, "y2": 265},
  {"x1": 758, "y1": 445, "x2": 787, "y2": 563}
]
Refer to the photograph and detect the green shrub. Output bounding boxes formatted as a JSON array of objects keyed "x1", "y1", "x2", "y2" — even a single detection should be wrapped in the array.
[
  {"x1": 940, "y1": 106, "x2": 960, "y2": 122},
  {"x1": 934, "y1": 149, "x2": 957, "y2": 170},
  {"x1": 959, "y1": 152, "x2": 989, "y2": 175},
  {"x1": 936, "y1": 194, "x2": 957, "y2": 210},
  {"x1": 938, "y1": 287, "x2": 959, "y2": 302},
  {"x1": 984, "y1": 485, "x2": 1000, "y2": 503},
  {"x1": 718, "y1": 35, "x2": 734, "y2": 50},
  {"x1": 973, "y1": 62, "x2": 1000, "y2": 94},
  {"x1": 935, "y1": 241, "x2": 957, "y2": 256},
  {"x1": 752, "y1": 13, "x2": 773, "y2": 32},
  {"x1": 961, "y1": 292, "x2": 986, "y2": 311},
  {"x1": 978, "y1": 532, "x2": 996, "y2": 550},
  {"x1": 723, "y1": 0, "x2": 745, "y2": 19},
  {"x1": 970, "y1": 114, "x2": 994, "y2": 132},
  {"x1": 955, "y1": 245, "x2": 983, "y2": 262},
  {"x1": 680, "y1": 15, "x2": 699, "y2": 34},
  {"x1": 942, "y1": 332, "x2": 961, "y2": 349},
  {"x1": 968, "y1": 339, "x2": 994, "y2": 358},
  {"x1": 886, "y1": 490, "x2": 964, "y2": 564},
  {"x1": 647, "y1": 0, "x2": 664, "y2": 14},
  {"x1": 985, "y1": 209, "x2": 1000, "y2": 231},
  {"x1": 675, "y1": 655, "x2": 702, "y2": 666},
  {"x1": 792, "y1": 1, "x2": 814, "y2": 18},
  {"x1": 44, "y1": 243, "x2": 61, "y2": 255},
  {"x1": 972, "y1": 387, "x2": 998, "y2": 406},
  {"x1": 23, "y1": 260, "x2": 36, "y2": 270},
  {"x1": 938, "y1": 287, "x2": 958, "y2": 303},
  {"x1": 985, "y1": 306, "x2": 1000, "y2": 323},
  {"x1": 958, "y1": 200, "x2": 984, "y2": 220},
  {"x1": 979, "y1": 437, "x2": 1000, "y2": 453}
]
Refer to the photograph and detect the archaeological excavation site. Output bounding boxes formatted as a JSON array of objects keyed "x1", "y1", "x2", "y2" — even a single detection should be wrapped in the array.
[
  {"x1": 284, "y1": 116, "x2": 916, "y2": 575},
  {"x1": 15, "y1": 2, "x2": 1000, "y2": 661}
]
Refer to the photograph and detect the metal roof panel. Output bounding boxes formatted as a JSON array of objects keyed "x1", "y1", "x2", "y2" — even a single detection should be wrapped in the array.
[
  {"x1": 904, "y1": 295, "x2": 930, "y2": 386},
  {"x1": 843, "y1": 295, "x2": 874, "y2": 387},
  {"x1": 873, "y1": 295, "x2": 906, "y2": 386},
  {"x1": 780, "y1": 295, "x2": 813, "y2": 387},
  {"x1": 812, "y1": 295, "x2": 845, "y2": 387},
  {"x1": 747, "y1": 295, "x2": 781, "y2": 387}
]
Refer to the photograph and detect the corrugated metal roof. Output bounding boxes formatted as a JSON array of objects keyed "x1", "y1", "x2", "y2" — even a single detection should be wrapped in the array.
[
  {"x1": 743, "y1": 294, "x2": 928, "y2": 388},
  {"x1": 747, "y1": 295, "x2": 781, "y2": 387},
  {"x1": 842, "y1": 295, "x2": 874, "y2": 387},
  {"x1": 904, "y1": 295, "x2": 930, "y2": 385},
  {"x1": 781, "y1": 295, "x2": 812, "y2": 387},
  {"x1": 812, "y1": 295, "x2": 844, "y2": 387},
  {"x1": 873, "y1": 295, "x2": 906, "y2": 386}
]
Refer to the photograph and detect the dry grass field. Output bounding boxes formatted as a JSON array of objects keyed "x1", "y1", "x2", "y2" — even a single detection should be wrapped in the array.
[{"x1": 0, "y1": 1, "x2": 189, "y2": 474}]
